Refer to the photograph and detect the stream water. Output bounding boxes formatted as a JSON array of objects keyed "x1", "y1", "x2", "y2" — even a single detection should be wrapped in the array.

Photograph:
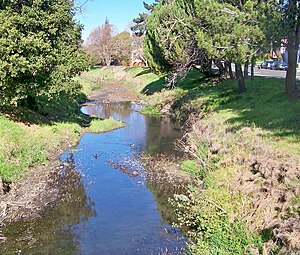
[{"x1": 0, "y1": 102, "x2": 187, "y2": 254}]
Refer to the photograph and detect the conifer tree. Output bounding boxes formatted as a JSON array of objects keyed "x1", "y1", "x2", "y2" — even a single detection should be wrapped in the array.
[{"x1": 143, "y1": 0, "x2": 267, "y2": 92}]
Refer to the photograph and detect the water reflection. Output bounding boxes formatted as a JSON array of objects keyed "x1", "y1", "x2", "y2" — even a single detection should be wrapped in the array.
[
  {"x1": 81, "y1": 102, "x2": 182, "y2": 156},
  {"x1": 0, "y1": 155, "x2": 95, "y2": 255},
  {"x1": 1, "y1": 102, "x2": 186, "y2": 254},
  {"x1": 82, "y1": 102, "x2": 133, "y2": 120},
  {"x1": 75, "y1": 102, "x2": 186, "y2": 254}
]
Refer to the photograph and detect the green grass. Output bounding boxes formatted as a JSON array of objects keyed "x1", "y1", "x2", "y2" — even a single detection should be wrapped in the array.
[
  {"x1": 87, "y1": 117, "x2": 125, "y2": 133},
  {"x1": 165, "y1": 73, "x2": 300, "y2": 154},
  {"x1": 80, "y1": 66, "x2": 165, "y2": 97},
  {"x1": 74, "y1": 76, "x2": 101, "y2": 96},
  {"x1": 0, "y1": 77, "x2": 124, "y2": 182},
  {"x1": 139, "y1": 105, "x2": 161, "y2": 115},
  {"x1": 0, "y1": 114, "x2": 82, "y2": 181}
]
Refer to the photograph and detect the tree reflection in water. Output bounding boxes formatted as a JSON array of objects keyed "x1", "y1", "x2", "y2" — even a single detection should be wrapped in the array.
[
  {"x1": 0, "y1": 154, "x2": 95, "y2": 255},
  {"x1": 144, "y1": 116, "x2": 183, "y2": 155},
  {"x1": 0, "y1": 102, "x2": 188, "y2": 254},
  {"x1": 82, "y1": 102, "x2": 133, "y2": 120}
]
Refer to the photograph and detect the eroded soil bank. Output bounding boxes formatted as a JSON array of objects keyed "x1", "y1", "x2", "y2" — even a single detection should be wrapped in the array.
[
  {"x1": 88, "y1": 83, "x2": 140, "y2": 103},
  {"x1": 0, "y1": 124, "x2": 84, "y2": 231}
]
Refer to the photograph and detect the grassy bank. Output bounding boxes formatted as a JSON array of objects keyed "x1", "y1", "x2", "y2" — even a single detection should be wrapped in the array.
[
  {"x1": 81, "y1": 66, "x2": 300, "y2": 254},
  {"x1": 80, "y1": 66, "x2": 300, "y2": 153},
  {"x1": 157, "y1": 73, "x2": 300, "y2": 253},
  {"x1": 79, "y1": 66, "x2": 165, "y2": 99},
  {"x1": 0, "y1": 81, "x2": 124, "y2": 183}
]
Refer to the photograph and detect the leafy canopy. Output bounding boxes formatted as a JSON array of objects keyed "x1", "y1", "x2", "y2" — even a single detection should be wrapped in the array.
[
  {"x1": 0, "y1": 0, "x2": 88, "y2": 106},
  {"x1": 144, "y1": 0, "x2": 269, "y2": 76}
]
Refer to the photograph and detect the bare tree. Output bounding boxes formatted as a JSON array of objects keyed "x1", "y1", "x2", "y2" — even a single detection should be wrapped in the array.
[
  {"x1": 131, "y1": 35, "x2": 147, "y2": 65},
  {"x1": 74, "y1": 0, "x2": 90, "y2": 14},
  {"x1": 85, "y1": 19, "x2": 116, "y2": 66}
]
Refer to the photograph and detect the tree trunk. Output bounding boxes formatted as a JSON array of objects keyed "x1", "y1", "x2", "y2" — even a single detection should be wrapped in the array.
[
  {"x1": 224, "y1": 61, "x2": 229, "y2": 77},
  {"x1": 244, "y1": 61, "x2": 249, "y2": 79},
  {"x1": 251, "y1": 57, "x2": 255, "y2": 81},
  {"x1": 215, "y1": 60, "x2": 225, "y2": 77},
  {"x1": 26, "y1": 95, "x2": 38, "y2": 110},
  {"x1": 285, "y1": 0, "x2": 300, "y2": 100},
  {"x1": 202, "y1": 59, "x2": 213, "y2": 77},
  {"x1": 105, "y1": 55, "x2": 111, "y2": 66},
  {"x1": 235, "y1": 63, "x2": 246, "y2": 92},
  {"x1": 228, "y1": 62, "x2": 234, "y2": 79}
]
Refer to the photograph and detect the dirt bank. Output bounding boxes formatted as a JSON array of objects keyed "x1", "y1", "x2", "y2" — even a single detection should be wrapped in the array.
[
  {"x1": 89, "y1": 83, "x2": 140, "y2": 103},
  {"x1": 0, "y1": 146, "x2": 81, "y2": 228}
]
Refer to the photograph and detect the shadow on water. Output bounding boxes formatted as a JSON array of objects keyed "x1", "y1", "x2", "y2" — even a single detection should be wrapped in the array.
[
  {"x1": 0, "y1": 154, "x2": 96, "y2": 255},
  {"x1": 1, "y1": 102, "x2": 187, "y2": 254}
]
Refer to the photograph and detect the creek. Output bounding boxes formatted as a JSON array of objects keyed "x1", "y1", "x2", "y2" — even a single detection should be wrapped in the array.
[{"x1": 0, "y1": 102, "x2": 187, "y2": 254}]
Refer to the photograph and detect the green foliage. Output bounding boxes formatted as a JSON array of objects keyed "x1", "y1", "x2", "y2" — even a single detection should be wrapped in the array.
[
  {"x1": 131, "y1": 12, "x2": 149, "y2": 37},
  {"x1": 131, "y1": 0, "x2": 158, "y2": 36},
  {"x1": 180, "y1": 160, "x2": 200, "y2": 175},
  {"x1": 139, "y1": 105, "x2": 161, "y2": 115},
  {"x1": 194, "y1": 0, "x2": 264, "y2": 63},
  {"x1": 0, "y1": 0, "x2": 89, "y2": 106},
  {"x1": 143, "y1": 0, "x2": 195, "y2": 73},
  {"x1": 180, "y1": 143, "x2": 213, "y2": 180},
  {"x1": 143, "y1": 0, "x2": 274, "y2": 87},
  {"x1": 113, "y1": 31, "x2": 132, "y2": 62},
  {"x1": 172, "y1": 190, "x2": 261, "y2": 255},
  {"x1": 288, "y1": 195, "x2": 300, "y2": 217}
]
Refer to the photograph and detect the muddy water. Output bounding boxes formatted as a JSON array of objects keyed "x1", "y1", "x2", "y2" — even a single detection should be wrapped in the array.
[{"x1": 0, "y1": 102, "x2": 187, "y2": 254}]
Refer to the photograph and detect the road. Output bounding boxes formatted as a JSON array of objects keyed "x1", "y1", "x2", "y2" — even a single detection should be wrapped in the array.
[{"x1": 253, "y1": 67, "x2": 300, "y2": 79}]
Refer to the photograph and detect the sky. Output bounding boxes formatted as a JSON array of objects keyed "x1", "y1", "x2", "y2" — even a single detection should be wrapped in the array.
[{"x1": 75, "y1": 0, "x2": 155, "y2": 42}]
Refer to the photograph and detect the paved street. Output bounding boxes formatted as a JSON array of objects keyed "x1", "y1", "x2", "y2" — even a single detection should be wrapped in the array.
[{"x1": 253, "y1": 67, "x2": 300, "y2": 79}]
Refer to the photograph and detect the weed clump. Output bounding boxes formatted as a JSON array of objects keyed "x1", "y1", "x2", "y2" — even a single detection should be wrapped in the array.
[{"x1": 171, "y1": 189, "x2": 261, "y2": 255}]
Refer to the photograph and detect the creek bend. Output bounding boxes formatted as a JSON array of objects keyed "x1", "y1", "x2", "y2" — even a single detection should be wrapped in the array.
[{"x1": 0, "y1": 101, "x2": 187, "y2": 254}]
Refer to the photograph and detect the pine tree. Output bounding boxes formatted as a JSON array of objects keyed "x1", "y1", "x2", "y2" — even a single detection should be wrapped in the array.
[
  {"x1": 143, "y1": 0, "x2": 266, "y2": 92},
  {"x1": 131, "y1": 1, "x2": 158, "y2": 36}
]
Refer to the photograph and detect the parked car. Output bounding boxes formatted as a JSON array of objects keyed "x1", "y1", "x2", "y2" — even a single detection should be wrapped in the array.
[
  {"x1": 271, "y1": 60, "x2": 288, "y2": 71},
  {"x1": 258, "y1": 60, "x2": 274, "y2": 69}
]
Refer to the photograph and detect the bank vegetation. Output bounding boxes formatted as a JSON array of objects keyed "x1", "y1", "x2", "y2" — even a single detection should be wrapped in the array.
[{"x1": 83, "y1": 66, "x2": 300, "y2": 255}]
